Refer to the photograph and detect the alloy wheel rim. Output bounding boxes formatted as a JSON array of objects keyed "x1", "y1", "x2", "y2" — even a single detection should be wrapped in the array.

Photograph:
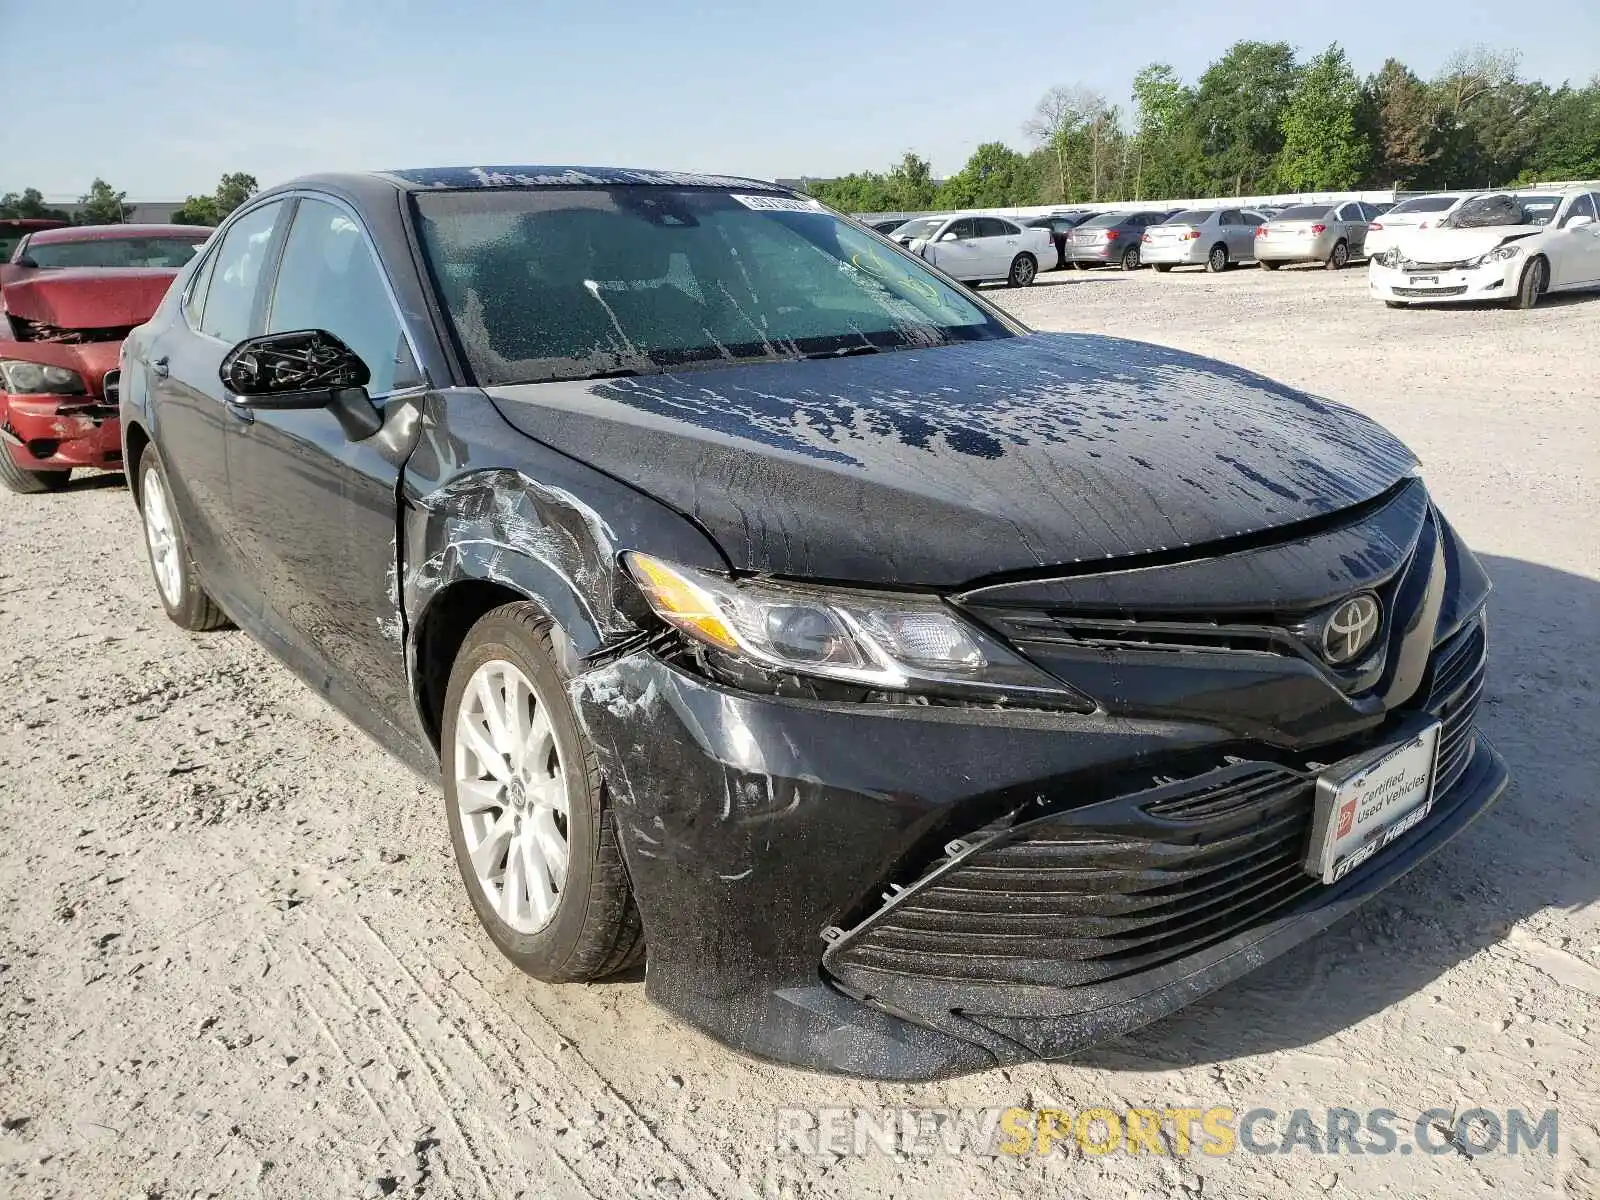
[
  {"x1": 1211, "y1": 248, "x2": 1225, "y2": 270},
  {"x1": 453, "y1": 658, "x2": 570, "y2": 934},
  {"x1": 1017, "y1": 259, "x2": 1034, "y2": 283},
  {"x1": 141, "y1": 470, "x2": 183, "y2": 606}
]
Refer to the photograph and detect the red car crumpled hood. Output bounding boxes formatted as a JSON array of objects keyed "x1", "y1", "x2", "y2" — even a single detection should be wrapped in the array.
[{"x1": 1, "y1": 268, "x2": 178, "y2": 329}]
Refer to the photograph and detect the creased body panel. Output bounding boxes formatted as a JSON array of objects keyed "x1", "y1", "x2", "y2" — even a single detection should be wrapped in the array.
[{"x1": 486, "y1": 332, "x2": 1417, "y2": 586}]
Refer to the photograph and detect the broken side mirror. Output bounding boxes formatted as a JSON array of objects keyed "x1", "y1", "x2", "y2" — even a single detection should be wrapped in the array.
[{"x1": 219, "y1": 329, "x2": 382, "y2": 439}]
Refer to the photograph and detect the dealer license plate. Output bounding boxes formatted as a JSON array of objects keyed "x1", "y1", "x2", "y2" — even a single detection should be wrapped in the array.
[
  {"x1": 1409, "y1": 275, "x2": 1440, "y2": 285},
  {"x1": 1306, "y1": 722, "x2": 1441, "y2": 884}
]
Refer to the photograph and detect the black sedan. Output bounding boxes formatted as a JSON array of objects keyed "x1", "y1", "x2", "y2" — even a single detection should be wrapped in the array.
[{"x1": 119, "y1": 165, "x2": 1508, "y2": 1080}]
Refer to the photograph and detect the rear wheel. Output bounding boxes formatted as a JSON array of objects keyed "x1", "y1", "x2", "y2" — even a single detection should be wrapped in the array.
[
  {"x1": 1120, "y1": 246, "x2": 1141, "y2": 270},
  {"x1": 1326, "y1": 240, "x2": 1349, "y2": 270},
  {"x1": 1006, "y1": 253, "x2": 1037, "y2": 287},
  {"x1": 137, "y1": 452, "x2": 228, "y2": 631},
  {"x1": 443, "y1": 604, "x2": 643, "y2": 983},
  {"x1": 1510, "y1": 256, "x2": 1546, "y2": 309},
  {"x1": 1207, "y1": 244, "x2": 1229, "y2": 273},
  {"x1": 0, "y1": 451, "x2": 71, "y2": 495}
]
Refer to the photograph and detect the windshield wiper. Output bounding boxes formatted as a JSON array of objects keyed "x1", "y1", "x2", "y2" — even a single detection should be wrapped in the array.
[{"x1": 801, "y1": 344, "x2": 882, "y2": 361}]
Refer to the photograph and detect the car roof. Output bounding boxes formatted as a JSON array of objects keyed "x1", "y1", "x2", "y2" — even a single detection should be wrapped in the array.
[
  {"x1": 374, "y1": 165, "x2": 790, "y2": 192},
  {"x1": 28, "y1": 223, "x2": 211, "y2": 244}
]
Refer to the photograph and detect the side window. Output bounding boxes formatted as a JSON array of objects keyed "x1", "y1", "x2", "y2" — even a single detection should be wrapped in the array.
[
  {"x1": 1560, "y1": 194, "x2": 1597, "y2": 227},
  {"x1": 200, "y1": 201, "x2": 284, "y2": 345},
  {"x1": 974, "y1": 218, "x2": 1010, "y2": 238},
  {"x1": 1220, "y1": 209, "x2": 1242, "y2": 226},
  {"x1": 183, "y1": 246, "x2": 219, "y2": 328},
  {"x1": 945, "y1": 218, "x2": 977, "y2": 240},
  {"x1": 266, "y1": 197, "x2": 416, "y2": 395}
]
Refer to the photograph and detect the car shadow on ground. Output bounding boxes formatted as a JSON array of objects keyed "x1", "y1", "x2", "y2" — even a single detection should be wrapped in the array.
[
  {"x1": 1079, "y1": 552, "x2": 1599, "y2": 1069},
  {"x1": 64, "y1": 469, "x2": 127, "y2": 492}
]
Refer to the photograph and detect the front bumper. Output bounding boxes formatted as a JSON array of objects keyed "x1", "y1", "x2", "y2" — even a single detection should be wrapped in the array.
[
  {"x1": 571, "y1": 609, "x2": 1506, "y2": 1079},
  {"x1": 0, "y1": 391, "x2": 122, "y2": 471},
  {"x1": 1369, "y1": 259, "x2": 1519, "y2": 304}
]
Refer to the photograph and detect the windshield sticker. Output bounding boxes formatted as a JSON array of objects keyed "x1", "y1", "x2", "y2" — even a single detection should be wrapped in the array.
[{"x1": 732, "y1": 194, "x2": 826, "y2": 213}]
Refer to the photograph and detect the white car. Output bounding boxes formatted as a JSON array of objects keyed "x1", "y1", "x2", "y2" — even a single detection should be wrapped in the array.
[
  {"x1": 1368, "y1": 188, "x2": 1600, "y2": 309},
  {"x1": 1364, "y1": 193, "x2": 1467, "y2": 258},
  {"x1": 888, "y1": 214, "x2": 1053, "y2": 287}
]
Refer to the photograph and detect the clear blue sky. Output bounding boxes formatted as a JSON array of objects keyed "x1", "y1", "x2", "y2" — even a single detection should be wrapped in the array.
[{"x1": 8, "y1": 0, "x2": 1597, "y2": 200}]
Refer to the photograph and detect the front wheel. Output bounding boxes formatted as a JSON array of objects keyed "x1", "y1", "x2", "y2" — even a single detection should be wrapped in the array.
[
  {"x1": 1120, "y1": 247, "x2": 1141, "y2": 270},
  {"x1": 1326, "y1": 241, "x2": 1349, "y2": 270},
  {"x1": 1006, "y1": 253, "x2": 1037, "y2": 287},
  {"x1": 443, "y1": 603, "x2": 643, "y2": 983},
  {"x1": 137, "y1": 451, "x2": 228, "y2": 631},
  {"x1": 0, "y1": 451, "x2": 71, "y2": 495},
  {"x1": 1207, "y1": 245, "x2": 1229, "y2": 273},
  {"x1": 1510, "y1": 257, "x2": 1546, "y2": 309}
]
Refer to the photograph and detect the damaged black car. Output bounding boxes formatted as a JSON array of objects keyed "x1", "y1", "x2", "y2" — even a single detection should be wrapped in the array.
[{"x1": 119, "y1": 166, "x2": 1508, "y2": 1080}]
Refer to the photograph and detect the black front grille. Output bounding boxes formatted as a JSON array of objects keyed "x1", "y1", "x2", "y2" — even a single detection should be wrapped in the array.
[
  {"x1": 826, "y1": 618, "x2": 1487, "y2": 994},
  {"x1": 1393, "y1": 285, "x2": 1467, "y2": 297}
]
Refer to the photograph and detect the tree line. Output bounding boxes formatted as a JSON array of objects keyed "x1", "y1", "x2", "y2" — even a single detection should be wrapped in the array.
[
  {"x1": 0, "y1": 174, "x2": 260, "y2": 226},
  {"x1": 806, "y1": 42, "x2": 1600, "y2": 213}
]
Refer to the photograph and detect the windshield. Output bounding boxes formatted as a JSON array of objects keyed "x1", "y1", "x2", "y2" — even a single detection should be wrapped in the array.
[
  {"x1": 891, "y1": 217, "x2": 943, "y2": 240},
  {"x1": 1079, "y1": 212, "x2": 1124, "y2": 228},
  {"x1": 1443, "y1": 194, "x2": 1560, "y2": 229},
  {"x1": 23, "y1": 236, "x2": 206, "y2": 268},
  {"x1": 1273, "y1": 205, "x2": 1333, "y2": 222},
  {"x1": 413, "y1": 188, "x2": 1012, "y2": 386},
  {"x1": 1388, "y1": 195, "x2": 1459, "y2": 215},
  {"x1": 1164, "y1": 210, "x2": 1214, "y2": 225}
]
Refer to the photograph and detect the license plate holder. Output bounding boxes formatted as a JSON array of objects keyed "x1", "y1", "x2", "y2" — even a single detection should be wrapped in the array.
[
  {"x1": 1409, "y1": 275, "x2": 1439, "y2": 285},
  {"x1": 1306, "y1": 721, "x2": 1441, "y2": 884}
]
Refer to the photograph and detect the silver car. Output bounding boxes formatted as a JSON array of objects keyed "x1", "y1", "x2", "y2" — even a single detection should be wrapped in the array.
[
  {"x1": 1143, "y1": 207, "x2": 1268, "y2": 272},
  {"x1": 1256, "y1": 201, "x2": 1381, "y2": 270}
]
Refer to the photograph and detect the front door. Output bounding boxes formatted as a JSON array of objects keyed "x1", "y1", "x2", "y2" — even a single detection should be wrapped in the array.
[
  {"x1": 1552, "y1": 193, "x2": 1600, "y2": 285},
  {"x1": 146, "y1": 198, "x2": 287, "y2": 613},
  {"x1": 223, "y1": 195, "x2": 425, "y2": 743},
  {"x1": 932, "y1": 218, "x2": 982, "y2": 280}
]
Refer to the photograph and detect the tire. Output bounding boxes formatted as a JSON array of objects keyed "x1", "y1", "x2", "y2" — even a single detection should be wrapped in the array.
[
  {"x1": 1207, "y1": 244, "x2": 1228, "y2": 273},
  {"x1": 1152, "y1": 264, "x2": 1173, "y2": 273},
  {"x1": 1259, "y1": 260, "x2": 1280, "y2": 271},
  {"x1": 442, "y1": 603, "x2": 643, "y2": 983},
  {"x1": 1006, "y1": 253, "x2": 1037, "y2": 287},
  {"x1": 1326, "y1": 241, "x2": 1349, "y2": 270},
  {"x1": 136, "y1": 451, "x2": 228, "y2": 631},
  {"x1": 1120, "y1": 246, "x2": 1141, "y2": 270},
  {"x1": 1510, "y1": 256, "x2": 1546, "y2": 309},
  {"x1": 1384, "y1": 300, "x2": 1408, "y2": 309},
  {"x1": 0, "y1": 449, "x2": 71, "y2": 495}
]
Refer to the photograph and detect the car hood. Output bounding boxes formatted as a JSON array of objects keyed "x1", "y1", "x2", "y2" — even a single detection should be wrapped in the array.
[
  {"x1": 1395, "y1": 227, "x2": 1543, "y2": 260},
  {"x1": 0, "y1": 268, "x2": 178, "y2": 330},
  {"x1": 484, "y1": 332, "x2": 1418, "y2": 587}
]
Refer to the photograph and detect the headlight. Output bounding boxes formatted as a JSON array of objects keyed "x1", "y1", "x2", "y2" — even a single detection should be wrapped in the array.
[
  {"x1": 1471, "y1": 243, "x2": 1523, "y2": 267},
  {"x1": 1374, "y1": 249, "x2": 1401, "y2": 268},
  {"x1": 624, "y1": 552, "x2": 1092, "y2": 706},
  {"x1": 0, "y1": 359, "x2": 88, "y2": 395}
]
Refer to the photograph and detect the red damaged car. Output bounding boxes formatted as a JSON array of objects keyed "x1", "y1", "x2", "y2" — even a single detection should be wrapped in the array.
[{"x1": 0, "y1": 223, "x2": 210, "y2": 493}]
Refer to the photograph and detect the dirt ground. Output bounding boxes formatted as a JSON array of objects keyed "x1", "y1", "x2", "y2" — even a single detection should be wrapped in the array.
[{"x1": 1, "y1": 265, "x2": 1596, "y2": 1199}]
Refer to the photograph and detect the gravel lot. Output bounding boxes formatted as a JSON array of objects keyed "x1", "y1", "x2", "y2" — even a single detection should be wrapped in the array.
[{"x1": 1, "y1": 265, "x2": 1596, "y2": 1199}]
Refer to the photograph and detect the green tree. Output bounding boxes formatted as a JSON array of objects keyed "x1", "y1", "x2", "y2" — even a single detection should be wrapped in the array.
[
  {"x1": 1131, "y1": 63, "x2": 1205, "y2": 199},
  {"x1": 76, "y1": 178, "x2": 128, "y2": 224},
  {"x1": 884, "y1": 152, "x2": 937, "y2": 212},
  {"x1": 0, "y1": 188, "x2": 72, "y2": 222},
  {"x1": 1277, "y1": 45, "x2": 1371, "y2": 190},
  {"x1": 938, "y1": 142, "x2": 1035, "y2": 208},
  {"x1": 1519, "y1": 80, "x2": 1600, "y2": 182},
  {"x1": 1194, "y1": 41, "x2": 1301, "y2": 194},
  {"x1": 170, "y1": 195, "x2": 220, "y2": 226},
  {"x1": 172, "y1": 171, "x2": 260, "y2": 226},
  {"x1": 1367, "y1": 59, "x2": 1440, "y2": 186}
]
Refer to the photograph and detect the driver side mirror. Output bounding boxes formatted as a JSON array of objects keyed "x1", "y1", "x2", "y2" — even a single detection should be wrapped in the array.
[
  {"x1": 221, "y1": 328, "x2": 370, "y2": 400},
  {"x1": 1568, "y1": 214, "x2": 1594, "y2": 229},
  {"x1": 220, "y1": 329, "x2": 381, "y2": 439},
  {"x1": 939, "y1": 230, "x2": 961, "y2": 242}
]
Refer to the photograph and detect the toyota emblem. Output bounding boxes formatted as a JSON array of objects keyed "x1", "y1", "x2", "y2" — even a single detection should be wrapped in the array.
[{"x1": 1320, "y1": 593, "x2": 1382, "y2": 665}]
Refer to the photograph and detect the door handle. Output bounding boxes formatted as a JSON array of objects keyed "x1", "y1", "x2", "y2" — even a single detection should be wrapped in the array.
[{"x1": 151, "y1": 356, "x2": 169, "y2": 379}]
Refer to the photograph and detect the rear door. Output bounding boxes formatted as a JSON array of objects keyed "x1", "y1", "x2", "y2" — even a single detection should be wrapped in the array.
[
  {"x1": 975, "y1": 217, "x2": 1018, "y2": 276},
  {"x1": 1341, "y1": 203, "x2": 1370, "y2": 253},
  {"x1": 145, "y1": 198, "x2": 287, "y2": 612},
  {"x1": 223, "y1": 194, "x2": 424, "y2": 735}
]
